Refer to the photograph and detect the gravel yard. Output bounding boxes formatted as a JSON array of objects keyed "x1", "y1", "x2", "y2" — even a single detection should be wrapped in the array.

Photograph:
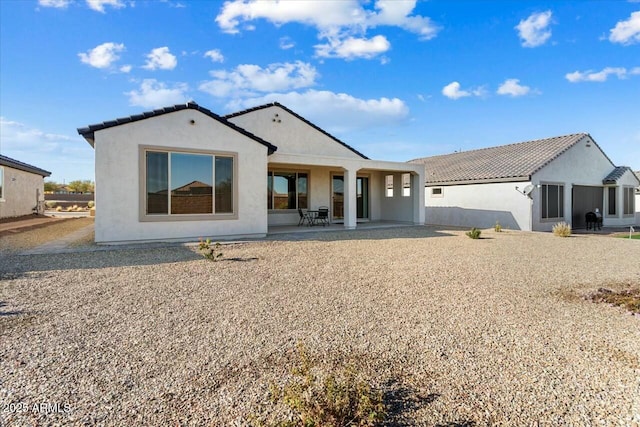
[{"x1": 1, "y1": 227, "x2": 639, "y2": 426}]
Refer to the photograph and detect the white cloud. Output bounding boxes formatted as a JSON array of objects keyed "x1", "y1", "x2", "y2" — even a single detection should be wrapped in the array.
[
  {"x1": 119, "y1": 64, "x2": 132, "y2": 73},
  {"x1": 215, "y1": 0, "x2": 438, "y2": 61},
  {"x1": 126, "y1": 79, "x2": 189, "y2": 108},
  {"x1": 631, "y1": 67, "x2": 640, "y2": 74},
  {"x1": 78, "y1": 42, "x2": 125, "y2": 69},
  {"x1": 441, "y1": 82, "x2": 487, "y2": 99},
  {"x1": 515, "y1": 10, "x2": 553, "y2": 47},
  {"x1": 565, "y1": 67, "x2": 629, "y2": 82},
  {"x1": 497, "y1": 78, "x2": 532, "y2": 97},
  {"x1": 609, "y1": 11, "x2": 640, "y2": 45},
  {"x1": 227, "y1": 89, "x2": 409, "y2": 133},
  {"x1": 143, "y1": 47, "x2": 177, "y2": 70},
  {"x1": 38, "y1": 0, "x2": 71, "y2": 8},
  {"x1": 199, "y1": 61, "x2": 318, "y2": 98},
  {"x1": 86, "y1": 0, "x2": 125, "y2": 13},
  {"x1": 315, "y1": 35, "x2": 390, "y2": 59},
  {"x1": 367, "y1": 0, "x2": 438, "y2": 40},
  {"x1": 279, "y1": 36, "x2": 295, "y2": 50},
  {"x1": 204, "y1": 49, "x2": 224, "y2": 63}
]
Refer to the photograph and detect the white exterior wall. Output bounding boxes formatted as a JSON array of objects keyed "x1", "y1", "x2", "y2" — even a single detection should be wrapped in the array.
[
  {"x1": 228, "y1": 104, "x2": 427, "y2": 227},
  {"x1": 0, "y1": 167, "x2": 45, "y2": 218},
  {"x1": 425, "y1": 182, "x2": 531, "y2": 230},
  {"x1": 94, "y1": 109, "x2": 269, "y2": 243},
  {"x1": 228, "y1": 106, "x2": 363, "y2": 159},
  {"x1": 380, "y1": 172, "x2": 417, "y2": 223},
  {"x1": 531, "y1": 136, "x2": 614, "y2": 231}
]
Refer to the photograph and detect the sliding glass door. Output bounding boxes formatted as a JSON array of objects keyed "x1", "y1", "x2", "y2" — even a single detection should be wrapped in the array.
[{"x1": 331, "y1": 175, "x2": 369, "y2": 222}]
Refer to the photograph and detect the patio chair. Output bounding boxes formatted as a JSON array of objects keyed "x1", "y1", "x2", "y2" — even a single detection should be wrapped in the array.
[
  {"x1": 315, "y1": 206, "x2": 329, "y2": 227},
  {"x1": 298, "y1": 208, "x2": 312, "y2": 226}
]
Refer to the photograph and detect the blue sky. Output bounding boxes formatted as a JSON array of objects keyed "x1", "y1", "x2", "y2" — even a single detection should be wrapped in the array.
[{"x1": 1, "y1": 0, "x2": 639, "y2": 183}]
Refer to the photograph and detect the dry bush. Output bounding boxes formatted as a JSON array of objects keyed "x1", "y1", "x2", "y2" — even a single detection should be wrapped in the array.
[{"x1": 552, "y1": 222, "x2": 571, "y2": 237}]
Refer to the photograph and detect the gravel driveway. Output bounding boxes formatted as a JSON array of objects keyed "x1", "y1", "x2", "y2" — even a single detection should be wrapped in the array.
[{"x1": 1, "y1": 227, "x2": 639, "y2": 426}]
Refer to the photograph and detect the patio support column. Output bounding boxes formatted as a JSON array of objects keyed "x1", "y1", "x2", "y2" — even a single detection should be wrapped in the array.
[
  {"x1": 412, "y1": 170, "x2": 426, "y2": 225},
  {"x1": 343, "y1": 167, "x2": 357, "y2": 229}
]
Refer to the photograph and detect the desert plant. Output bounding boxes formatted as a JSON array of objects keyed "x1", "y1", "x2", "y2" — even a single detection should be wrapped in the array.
[
  {"x1": 87, "y1": 201, "x2": 95, "y2": 208},
  {"x1": 45, "y1": 201, "x2": 57, "y2": 209},
  {"x1": 466, "y1": 228, "x2": 482, "y2": 239},
  {"x1": 56, "y1": 206, "x2": 62, "y2": 212},
  {"x1": 269, "y1": 342, "x2": 385, "y2": 427},
  {"x1": 198, "y1": 238, "x2": 223, "y2": 261},
  {"x1": 494, "y1": 221, "x2": 502, "y2": 232},
  {"x1": 552, "y1": 221, "x2": 571, "y2": 237}
]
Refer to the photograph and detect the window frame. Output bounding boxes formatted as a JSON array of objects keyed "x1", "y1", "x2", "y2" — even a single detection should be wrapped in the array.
[
  {"x1": 138, "y1": 145, "x2": 238, "y2": 222},
  {"x1": 385, "y1": 174, "x2": 394, "y2": 198},
  {"x1": 401, "y1": 173, "x2": 411, "y2": 197},
  {"x1": 430, "y1": 187, "x2": 443, "y2": 198},
  {"x1": 607, "y1": 186, "x2": 616, "y2": 216},
  {"x1": 623, "y1": 186, "x2": 635, "y2": 216},
  {"x1": 540, "y1": 182, "x2": 564, "y2": 221},
  {"x1": 267, "y1": 169, "x2": 309, "y2": 211}
]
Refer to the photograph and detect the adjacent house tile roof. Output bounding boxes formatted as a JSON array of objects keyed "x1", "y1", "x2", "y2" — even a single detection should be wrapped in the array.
[
  {"x1": 410, "y1": 133, "x2": 613, "y2": 185},
  {"x1": 0, "y1": 154, "x2": 51, "y2": 177},
  {"x1": 602, "y1": 166, "x2": 637, "y2": 184},
  {"x1": 77, "y1": 102, "x2": 277, "y2": 154},
  {"x1": 224, "y1": 102, "x2": 369, "y2": 160}
]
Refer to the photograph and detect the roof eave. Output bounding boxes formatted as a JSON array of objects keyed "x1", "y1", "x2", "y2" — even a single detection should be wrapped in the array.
[
  {"x1": 425, "y1": 176, "x2": 531, "y2": 186},
  {"x1": 76, "y1": 102, "x2": 277, "y2": 154}
]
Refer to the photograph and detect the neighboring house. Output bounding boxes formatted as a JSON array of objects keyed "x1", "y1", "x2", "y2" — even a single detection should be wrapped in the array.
[
  {"x1": 0, "y1": 155, "x2": 51, "y2": 219},
  {"x1": 77, "y1": 102, "x2": 425, "y2": 243},
  {"x1": 410, "y1": 133, "x2": 639, "y2": 231}
]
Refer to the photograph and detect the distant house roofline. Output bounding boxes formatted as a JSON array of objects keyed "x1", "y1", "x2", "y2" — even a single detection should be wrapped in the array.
[
  {"x1": 224, "y1": 102, "x2": 370, "y2": 160},
  {"x1": 0, "y1": 154, "x2": 51, "y2": 177},
  {"x1": 77, "y1": 102, "x2": 278, "y2": 155},
  {"x1": 410, "y1": 133, "x2": 619, "y2": 185}
]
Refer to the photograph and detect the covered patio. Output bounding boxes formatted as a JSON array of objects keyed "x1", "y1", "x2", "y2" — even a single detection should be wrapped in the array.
[{"x1": 267, "y1": 153, "x2": 425, "y2": 230}]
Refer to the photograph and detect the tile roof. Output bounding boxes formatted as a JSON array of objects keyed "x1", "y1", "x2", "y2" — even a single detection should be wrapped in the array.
[
  {"x1": 77, "y1": 102, "x2": 277, "y2": 154},
  {"x1": 409, "y1": 133, "x2": 612, "y2": 185},
  {"x1": 602, "y1": 166, "x2": 636, "y2": 184},
  {"x1": 224, "y1": 102, "x2": 369, "y2": 159},
  {"x1": 0, "y1": 154, "x2": 51, "y2": 177}
]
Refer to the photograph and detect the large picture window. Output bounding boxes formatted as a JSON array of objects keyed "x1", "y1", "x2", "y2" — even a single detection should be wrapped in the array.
[
  {"x1": 144, "y1": 149, "x2": 234, "y2": 217},
  {"x1": 623, "y1": 187, "x2": 635, "y2": 215},
  {"x1": 541, "y1": 183, "x2": 564, "y2": 219},
  {"x1": 268, "y1": 171, "x2": 307, "y2": 210}
]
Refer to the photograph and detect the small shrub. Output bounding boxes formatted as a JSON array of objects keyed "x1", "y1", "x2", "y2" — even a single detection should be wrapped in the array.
[
  {"x1": 494, "y1": 221, "x2": 502, "y2": 232},
  {"x1": 465, "y1": 228, "x2": 481, "y2": 239},
  {"x1": 45, "y1": 201, "x2": 57, "y2": 209},
  {"x1": 87, "y1": 201, "x2": 95, "y2": 208},
  {"x1": 552, "y1": 221, "x2": 571, "y2": 237},
  {"x1": 269, "y1": 342, "x2": 386, "y2": 427},
  {"x1": 66, "y1": 206, "x2": 74, "y2": 212},
  {"x1": 55, "y1": 206, "x2": 62, "y2": 212},
  {"x1": 198, "y1": 238, "x2": 223, "y2": 261}
]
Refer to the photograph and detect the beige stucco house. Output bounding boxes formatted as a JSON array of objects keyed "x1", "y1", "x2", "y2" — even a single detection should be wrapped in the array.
[
  {"x1": 0, "y1": 155, "x2": 51, "y2": 219},
  {"x1": 410, "y1": 133, "x2": 638, "y2": 231},
  {"x1": 78, "y1": 102, "x2": 425, "y2": 243}
]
